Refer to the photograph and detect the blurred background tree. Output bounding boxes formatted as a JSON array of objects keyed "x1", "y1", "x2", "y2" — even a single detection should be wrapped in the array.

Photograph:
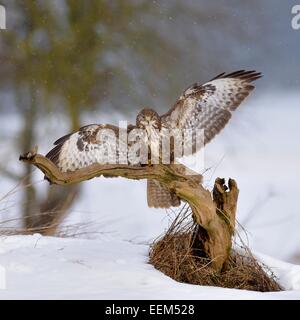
[
  {"x1": 0, "y1": 0, "x2": 178, "y2": 233},
  {"x1": 0, "y1": 0, "x2": 299, "y2": 238}
]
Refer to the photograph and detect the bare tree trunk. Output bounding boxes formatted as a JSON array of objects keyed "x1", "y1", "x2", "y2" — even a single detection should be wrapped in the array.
[
  {"x1": 35, "y1": 100, "x2": 81, "y2": 235},
  {"x1": 20, "y1": 85, "x2": 38, "y2": 229},
  {"x1": 19, "y1": 87, "x2": 79, "y2": 235},
  {"x1": 37, "y1": 185, "x2": 79, "y2": 235}
]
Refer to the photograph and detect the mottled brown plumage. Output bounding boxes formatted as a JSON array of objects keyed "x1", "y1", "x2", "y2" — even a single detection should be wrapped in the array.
[{"x1": 46, "y1": 70, "x2": 262, "y2": 209}]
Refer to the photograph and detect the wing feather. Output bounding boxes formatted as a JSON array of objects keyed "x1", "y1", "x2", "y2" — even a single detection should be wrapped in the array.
[
  {"x1": 161, "y1": 70, "x2": 262, "y2": 150},
  {"x1": 46, "y1": 124, "x2": 129, "y2": 172}
]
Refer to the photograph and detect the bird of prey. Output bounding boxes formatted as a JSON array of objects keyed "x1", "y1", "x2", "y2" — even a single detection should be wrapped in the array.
[{"x1": 46, "y1": 70, "x2": 262, "y2": 208}]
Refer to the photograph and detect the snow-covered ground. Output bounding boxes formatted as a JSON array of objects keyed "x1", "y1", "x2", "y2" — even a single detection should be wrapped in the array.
[
  {"x1": 0, "y1": 234, "x2": 300, "y2": 299},
  {"x1": 0, "y1": 90, "x2": 300, "y2": 299}
]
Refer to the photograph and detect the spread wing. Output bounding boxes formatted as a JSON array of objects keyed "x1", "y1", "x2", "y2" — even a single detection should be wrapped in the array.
[
  {"x1": 46, "y1": 124, "x2": 131, "y2": 172},
  {"x1": 161, "y1": 70, "x2": 262, "y2": 152}
]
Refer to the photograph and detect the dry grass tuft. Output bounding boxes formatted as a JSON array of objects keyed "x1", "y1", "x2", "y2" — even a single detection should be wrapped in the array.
[{"x1": 149, "y1": 207, "x2": 281, "y2": 292}]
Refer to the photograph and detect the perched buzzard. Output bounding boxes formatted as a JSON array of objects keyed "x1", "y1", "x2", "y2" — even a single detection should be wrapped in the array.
[{"x1": 46, "y1": 70, "x2": 262, "y2": 208}]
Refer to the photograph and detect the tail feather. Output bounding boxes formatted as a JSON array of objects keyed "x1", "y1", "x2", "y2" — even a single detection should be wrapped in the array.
[{"x1": 147, "y1": 179, "x2": 181, "y2": 208}]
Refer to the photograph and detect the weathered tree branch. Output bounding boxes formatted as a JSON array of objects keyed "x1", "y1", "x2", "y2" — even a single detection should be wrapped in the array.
[{"x1": 19, "y1": 147, "x2": 239, "y2": 271}]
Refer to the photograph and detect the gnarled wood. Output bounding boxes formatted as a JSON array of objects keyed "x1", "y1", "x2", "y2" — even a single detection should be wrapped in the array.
[{"x1": 19, "y1": 147, "x2": 238, "y2": 271}]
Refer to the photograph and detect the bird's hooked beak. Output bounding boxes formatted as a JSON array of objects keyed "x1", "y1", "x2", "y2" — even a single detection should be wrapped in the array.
[
  {"x1": 141, "y1": 116, "x2": 150, "y2": 127},
  {"x1": 145, "y1": 122, "x2": 151, "y2": 135}
]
